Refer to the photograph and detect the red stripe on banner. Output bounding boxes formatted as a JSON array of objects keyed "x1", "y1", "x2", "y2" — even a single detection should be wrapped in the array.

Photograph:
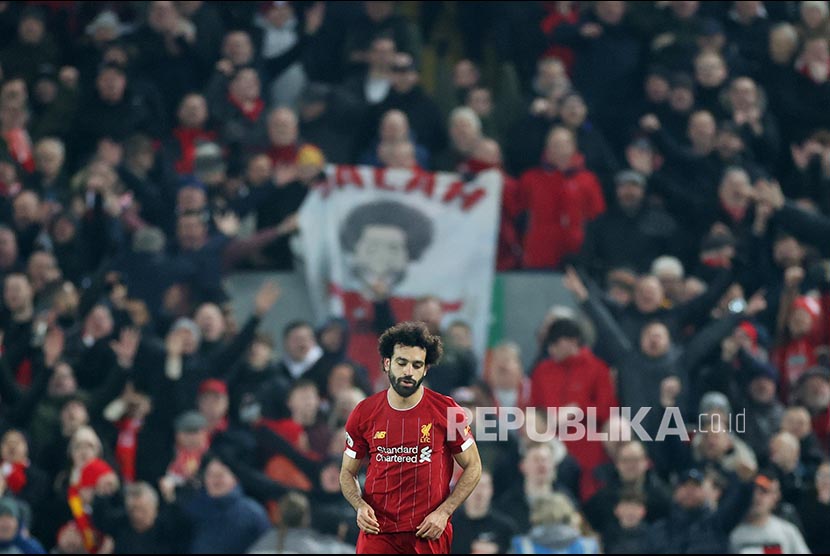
[
  {"x1": 335, "y1": 166, "x2": 364, "y2": 187},
  {"x1": 441, "y1": 180, "x2": 486, "y2": 211}
]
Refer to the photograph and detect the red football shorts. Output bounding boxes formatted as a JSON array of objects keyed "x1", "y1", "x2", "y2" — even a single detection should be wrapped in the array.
[{"x1": 356, "y1": 522, "x2": 453, "y2": 554}]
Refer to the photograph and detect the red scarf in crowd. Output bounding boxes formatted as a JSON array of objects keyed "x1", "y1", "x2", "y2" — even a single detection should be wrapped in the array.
[
  {"x1": 1, "y1": 460, "x2": 27, "y2": 493},
  {"x1": 166, "y1": 445, "x2": 208, "y2": 482},
  {"x1": 259, "y1": 418, "x2": 306, "y2": 449},
  {"x1": 795, "y1": 57, "x2": 830, "y2": 84},
  {"x1": 228, "y1": 94, "x2": 265, "y2": 122},
  {"x1": 172, "y1": 128, "x2": 218, "y2": 174},
  {"x1": 266, "y1": 144, "x2": 299, "y2": 166},
  {"x1": 14, "y1": 358, "x2": 32, "y2": 388},
  {"x1": 115, "y1": 417, "x2": 144, "y2": 483},
  {"x1": 67, "y1": 458, "x2": 114, "y2": 553},
  {"x1": 2, "y1": 128, "x2": 35, "y2": 173}
]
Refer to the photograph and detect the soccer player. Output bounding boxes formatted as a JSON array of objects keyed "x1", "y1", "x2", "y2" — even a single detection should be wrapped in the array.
[{"x1": 340, "y1": 321, "x2": 482, "y2": 554}]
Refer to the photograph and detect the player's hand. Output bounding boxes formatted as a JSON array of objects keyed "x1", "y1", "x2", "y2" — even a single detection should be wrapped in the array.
[
  {"x1": 357, "y1": 503, "x2": 380, "y2": 535},
  {"x1": 415, "y1": 508, "x2": 449, "y2": 541}
]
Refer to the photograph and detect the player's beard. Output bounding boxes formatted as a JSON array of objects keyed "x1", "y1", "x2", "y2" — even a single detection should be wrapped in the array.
[{"x1": 388, "y1": 371, "x2": 425, "y2": 399}]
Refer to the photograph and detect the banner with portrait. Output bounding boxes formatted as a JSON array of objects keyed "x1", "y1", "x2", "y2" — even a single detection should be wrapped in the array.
[{"x1": 298, "y1": 166, "x2": 502, "y2": 383}]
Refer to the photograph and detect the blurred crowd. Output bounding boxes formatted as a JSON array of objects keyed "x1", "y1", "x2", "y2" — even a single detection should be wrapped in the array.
[{"x1": 0, "y1": 0, "x2": 830, "y2": 553}]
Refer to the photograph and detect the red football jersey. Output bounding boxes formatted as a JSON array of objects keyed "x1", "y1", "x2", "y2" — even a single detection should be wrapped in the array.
[{"x1": 344, "y1": 388, "x2": 475, "y2": 533}]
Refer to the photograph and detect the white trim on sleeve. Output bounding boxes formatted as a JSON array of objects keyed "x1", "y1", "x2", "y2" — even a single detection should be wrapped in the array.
[
  {"x1": 460, "y1": 437, "x2": 474, "y2": 452},
  {"x1": 344, "y1": 448, "x2": 357, "y2": 459}
]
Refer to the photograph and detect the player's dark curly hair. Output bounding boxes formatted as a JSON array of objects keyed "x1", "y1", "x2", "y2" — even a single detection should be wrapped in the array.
[
  {"x1": 339, "y1": 201, "x2": 433, "y2": 261},
  {"x1": 378, "y1": 321, "x2": 443, "y2": 366}
]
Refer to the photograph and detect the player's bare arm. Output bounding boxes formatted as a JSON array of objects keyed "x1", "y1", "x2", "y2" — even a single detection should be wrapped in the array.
[
  {"x1": 415, "y1": 442, "x2": 482, "y2": 541},
  {"x1": 340, "y1": 451, "x2": 380, "y2": 534}
]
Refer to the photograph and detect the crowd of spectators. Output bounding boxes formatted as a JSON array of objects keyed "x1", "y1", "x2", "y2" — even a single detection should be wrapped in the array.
[{"x1": 0, "y1": 0, "x2": 830, "y2": 553}]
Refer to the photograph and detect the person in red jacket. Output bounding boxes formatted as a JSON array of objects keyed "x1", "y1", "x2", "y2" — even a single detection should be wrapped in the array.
[
  {"x1": 170, "y1": 93, "x2": 218, "y2": 176},
  {"x1": 540, "y1": 3, "x2": 579, "y2": 73},
  {"x1": 518, "y1": 125, "x2": 605, "y2": 269},
  {"x1": 529, "y1": 317, "x2": 617, "y2": 501},
  {"x1": 66, "y1": 426, "x2": 119, "y2": 553},
  {"x1": 462, "y1": 138, "x2": 523, "y2": 270},
  {"x1": 773, "y1": 295, "x2": 825, "y2": 403}
]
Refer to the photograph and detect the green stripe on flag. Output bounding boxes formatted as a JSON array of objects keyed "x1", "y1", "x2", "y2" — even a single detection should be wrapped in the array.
[{"x1": 488, "y1": 274, "x2": 504, "y2": 347}]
